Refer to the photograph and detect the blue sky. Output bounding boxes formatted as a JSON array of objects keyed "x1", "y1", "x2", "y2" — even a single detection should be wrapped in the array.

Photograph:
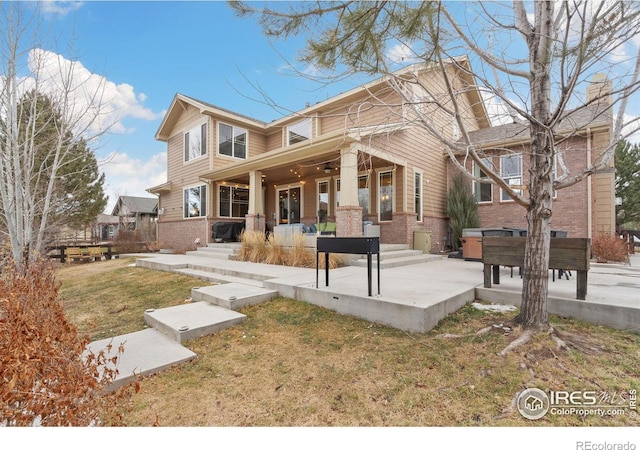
[
  {"x1": 16, "y1": 1, "x2": 640, "y2": 214},
  {"x1": 31, "y1": 0, "x2": 370, "y2": 213}
]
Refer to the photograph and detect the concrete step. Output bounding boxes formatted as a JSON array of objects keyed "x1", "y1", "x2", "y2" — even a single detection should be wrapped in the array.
[
  {"x1": 367, "y1": 249, "x2": 426, "y2": 261},
  {"x1": 185, "y1": 245, "x2": 239, "y2": 259},
  {"x1": 352, "y1": 253, "x2": 443, "y2": 269},
  {"x1": 173, "y1": 268, "x2": 265, "y2": 287},
  {"x1": 86, "y1": 328, "x2": 197, "y2": 391},
  {"x1": 144, "y1": 301, "x2": 246, "y2": 344},
  {"x1": 191, "y1": 283, "x2": 279, "y2": 310}
]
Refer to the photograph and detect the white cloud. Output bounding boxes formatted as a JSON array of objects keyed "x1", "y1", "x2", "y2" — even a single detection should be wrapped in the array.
[
  {"x1": 99, "y1": 152, "x2": 167, "y2": 214},
  {"x1": 386, "y1": 43, "x2": 420, "y2": 65},
  {"x1": 39, "y1": 1, "x2": 83, "y2": 16},
  {"x1": 26, "y1": 48, "x2": 163, "y2": 138}
]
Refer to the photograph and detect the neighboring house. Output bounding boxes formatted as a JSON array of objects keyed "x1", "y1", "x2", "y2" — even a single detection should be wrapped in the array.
[
  {"x1": 93, "y1": 213, "x2": 120, "y2": 241},
  {"x1": 148, "y1": 59, "x2": 615, "y2": 252},
  {"x1": 111, "y1": 195, "x2": 158, "y2": 241}
]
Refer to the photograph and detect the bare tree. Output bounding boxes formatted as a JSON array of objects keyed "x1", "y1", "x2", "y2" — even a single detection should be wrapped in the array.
[
  {"x1": 233, "y1": 1, "x2": 640, "y2": 342},
  {"x1": 0, "y1": 2, "x2": 112, "y2": 267}
]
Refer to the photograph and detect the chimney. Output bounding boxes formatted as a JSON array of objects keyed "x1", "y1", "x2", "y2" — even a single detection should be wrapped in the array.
[{"x1": 586, "y1": 73, "x2": 612, "y2": 105}]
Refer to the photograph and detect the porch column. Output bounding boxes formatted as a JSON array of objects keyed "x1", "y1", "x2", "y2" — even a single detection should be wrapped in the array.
[
  {"x1": 245, "y1": 170, "x2": 265, "y2": 234},
  {"x1": 336, "y1": 145, "x2": 362, "y2": 237}
]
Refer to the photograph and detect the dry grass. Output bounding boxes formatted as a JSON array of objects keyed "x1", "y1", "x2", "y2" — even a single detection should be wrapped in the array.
[
  {"x1": 57, "y1": 257, "x2": 207, "y2": 341},
  {"x1": 57, "y1": 259, "x2": 640, "y2": 427},
  {"x1": 238, "y1": 230, "x2": 342, "y2": 268}
]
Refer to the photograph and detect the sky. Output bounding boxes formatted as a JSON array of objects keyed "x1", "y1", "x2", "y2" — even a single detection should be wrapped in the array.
[
  {"x1": 22, "y1": 0, "x2": 374, "y2": 213},
  {"x1": 8, "y1": 0, "x2": 640, "y2": 215}
]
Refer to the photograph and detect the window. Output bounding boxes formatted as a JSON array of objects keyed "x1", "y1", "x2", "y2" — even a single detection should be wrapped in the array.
[
  {"x1": 473, "y1": 158, "x2": 493, "y2": 203},
  {"x1": 379, "y1": 171, "x2": 393, "y2": 221},
  {"x1": 500, "y1": 154, "x2": 522, "y2": 201},
  {"x1": 184, "y1": 123, "x2": 207, "y2": 162},
  {"x1": 277, "y1": 186, "x2": 302, "y2": 224},
  {"x1": 219, "y1": 185, "x2": 249, "y2": 218},
  {"x1": 452, "y1": 116, "x2": 460, "y2": 140},
  {"x1": 218, "y1": 123, "x2": 247, "y2": 159},
  {"x1": 336, "y1": 175, "x2": 369, "y2": 214},
  {"x1": 288, "y1": 118, "x2": 311, "y2": 145},
  {"x1": 184, "y1": 185, "x2": 207, "y2": 218},
  {"x1": 358, "y1": 175, "x2": 370, "y2": 215},
  {"x1": 414, "y1": 171, "x2": 423, "y2": 221},
  {"x1": 317, "y1": 180, "x2": 329, "y2": 222}
]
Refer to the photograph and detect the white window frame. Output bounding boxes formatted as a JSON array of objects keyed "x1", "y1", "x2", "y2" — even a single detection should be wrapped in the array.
[
  {"x1": 414, "y1": 170, "x2": 423, "y2": 222},
  {"x1": 219, "y1": 184, "x2": 249, "y2": 218},
  {"x1": 473, "y1": 158, "x2": 493, "y2": 204},
  {"x1": 184, "y1": 184, "x2": 207, "y2": 219},
  {"x1": 218, "y1": 122, "x2": 247, "y2": 159},
  {"x1": 275, "y1": 183, "x2": 304, "y2": 224},
  {"x1": 287, "y1": 118, "x2": 312, "y2": 145},
  {"x1": 500, "y1": 153, "x2": 523, "y2": 202},
  {"x1": 316, "y1": 178, "x2": 330, "y2": 223},
  {"x1": 378, "y1": 169, "x2": 394, "y2": 222},
  {"x1": 184, "y1": 122, "x2": 207, "y2": 162}
]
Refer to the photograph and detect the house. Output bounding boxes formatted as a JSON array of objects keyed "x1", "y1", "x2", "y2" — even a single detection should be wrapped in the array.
[
  {"x1": 93, "y1": 213, "x2": 120, "y2": 241},
  {"x1": 449, "y1": 74, "x2": 615, "y2": 239},
  {"x1": 147, "y1": 59, "x2": 615, "y2": 252},
  {"x1": 111, "y1": 195, "x2": 158, "y2": 241}
]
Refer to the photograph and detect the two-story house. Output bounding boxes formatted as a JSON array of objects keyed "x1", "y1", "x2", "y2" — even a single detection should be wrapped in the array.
[{"x1": 148, "y1": 59, "x2": 615, "y2": 252}]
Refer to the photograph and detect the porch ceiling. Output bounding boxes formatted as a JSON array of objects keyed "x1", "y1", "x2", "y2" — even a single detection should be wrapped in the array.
[{"x1": 201, "y1": 136, "x2": 398, "y2": 187}]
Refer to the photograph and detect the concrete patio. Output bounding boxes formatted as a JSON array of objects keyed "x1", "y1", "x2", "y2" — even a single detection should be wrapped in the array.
[{"x1": 90, "y1": 247, "x2": 639, "y2": 389}]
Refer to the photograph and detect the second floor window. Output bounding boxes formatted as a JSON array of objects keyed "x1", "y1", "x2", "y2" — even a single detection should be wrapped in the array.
[
  {"x1": 184, "y1": 123, "x2": 207, "y2": 162},
  {"x1": 288, "y1": 118, "x2": 311, "y2": 145},
  {"x1": 219, "y1": 123, "x2": 247, "y2": 159}
]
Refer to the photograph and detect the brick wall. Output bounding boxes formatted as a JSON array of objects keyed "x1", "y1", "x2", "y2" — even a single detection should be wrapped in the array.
[{"x1": 157, "y1": 218, "x2": 208, "y2": 253}]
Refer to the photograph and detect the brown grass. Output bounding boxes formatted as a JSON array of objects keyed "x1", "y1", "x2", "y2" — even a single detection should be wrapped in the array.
[
  {"x1": 57, "y1": 259, "x2": 640, "y2": 427},
  {"x1": 57, "y1": 257, "x2": 207, "y2": 341}
]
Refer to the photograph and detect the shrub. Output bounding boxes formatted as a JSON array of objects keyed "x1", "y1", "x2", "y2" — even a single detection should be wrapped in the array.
[
  {"x1": 447, "y1": 173, "x2": 480, "y2": 251},
  {"x1": 237, "y1": 230, "x2": 343, "y2": 268},
  {"x1": 0, "y1": 255, "x2": 131, "y2": 426},
  {"x1": 591, "y1": 233, "x2": 629, "y2": 263}
]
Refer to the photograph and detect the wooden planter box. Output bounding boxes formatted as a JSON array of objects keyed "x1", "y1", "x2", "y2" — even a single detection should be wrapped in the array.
[{"x1": 482, "y1": 237, "x2": 591, "y2": 300}]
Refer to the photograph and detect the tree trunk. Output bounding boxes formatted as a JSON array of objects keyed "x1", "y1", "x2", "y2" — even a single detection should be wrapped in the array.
[
  {"x1": 513, "y1": 0, "x2": 554, "y2": 330},
  {"x1": 516, "y1": 126, "x2": 553, "y2": 329}
]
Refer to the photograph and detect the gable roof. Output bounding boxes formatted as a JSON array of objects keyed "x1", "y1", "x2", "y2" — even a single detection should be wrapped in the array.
[
  {"x1": 112, "y1": 196, "x2": 158, "y2": 216},
  {"x1": 155, "y1": 94, "x2": 267, "y2": 141},
  {"x1": 155, "y1": 56, "x2": 492, "y2": 142},
  {"x1": 462, "y1": 103, "x2": 612, "y2": 149}
]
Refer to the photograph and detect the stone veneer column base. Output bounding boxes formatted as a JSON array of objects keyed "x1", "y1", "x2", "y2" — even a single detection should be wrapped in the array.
[
  {"x1": 336, "y1": 206, "x2": 363, "y2": 237},
  {"x1": 244, "y1": 214, "x2": 266, "y2": 235}
]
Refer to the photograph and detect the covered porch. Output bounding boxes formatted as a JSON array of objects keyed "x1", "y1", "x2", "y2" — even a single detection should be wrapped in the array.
[{"x1": 199, "y1": 133, "x2": 421, "y2": 246}]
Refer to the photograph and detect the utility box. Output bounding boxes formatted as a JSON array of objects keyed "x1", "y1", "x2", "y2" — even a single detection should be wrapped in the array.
[{"x1": 413, "y1": 230, "x2": 432, "y2": 253}]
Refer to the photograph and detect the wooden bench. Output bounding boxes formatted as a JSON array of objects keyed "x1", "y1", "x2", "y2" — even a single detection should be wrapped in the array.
[
  {"x1": 65, "y1": 246, "x2": 106, "y2": 264},
  {"x1": 482, "y1": 237, "x2": 591, "y2": 300}
]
